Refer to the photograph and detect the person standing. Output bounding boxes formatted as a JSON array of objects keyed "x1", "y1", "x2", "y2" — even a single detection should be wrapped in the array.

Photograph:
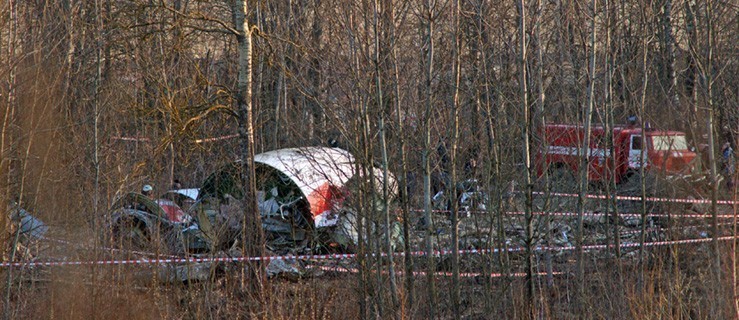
[
  {"x1": 722, "y1": 142, "x2": 735, "y2": 190},
  {"x1": 142, "y1": 184, "x2": 155, "y2": 199},
  {"x1": 172, "y1": 179, "x2": 182, "y2": 190}
]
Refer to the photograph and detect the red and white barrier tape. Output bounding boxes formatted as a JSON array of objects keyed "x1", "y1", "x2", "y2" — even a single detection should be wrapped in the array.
[
  {"x1": 503, "y1": 210, "x2": 736, "y2": 219},
  {"x1": 408, "y1": 208, "x2": 736, "y2": 219},
  {"x1": 542, "y1": 235, "x2": 735, "y2": 252},
  {"x1": 112, "y1": 134, "x2": 239, "y2": 144},
  {"x1": 3, "y1": 235, "x2": 736, "y2": 268},
  {"x1": 313, "y1": 265, "x2": 563, "y2": 278},
  {"x1": 533, "y1": 191, "x2": 738, "y2": 205},
  {"x1": 194, "y1": 134, "x2": 239, "y2": 144},
  {"x1": 110, "y1": 136, "x2": 150, "y2": 142},
  {"x1": 618, "y1": 222, "x2": 735, "y2": 236}
]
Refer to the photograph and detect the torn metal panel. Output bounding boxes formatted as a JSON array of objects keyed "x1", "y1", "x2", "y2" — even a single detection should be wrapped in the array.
[
  {"x1": 199, "y1": 147, "x2": 397, "y2": 229},
  {"x1": 110, "y1": 193, "x2": 168, "y2": 220},
  {"x1": 161, "y1": 188, "x2": 199, "y2": 209},
  {"x1": 152, "y1": 254, "x2": 302, "y2": 283},
  {"x1": 108, "y1": 193, "x2": 197, "y2": 254},
  {"x1": 189, "y1": 147, "x2": 399, "y2": 254},
  {"x1": 170, "y1": 188, "x2": 199, "y2": 200},
  {"x1": 156, "y1": 262, "x2": 214, "y2": 283},
  {"x1": 9, "y1": 203, "x2": 48, "y2": 240},
  {"x1": 254, "y1": 147, "x2": 397, "y2": 228},
  {"x1": 111, "y1": 192, "x2": 191, "y2": 224},
  {"x1": 266, "y1": 256, "x2": 302, "y2": 279},
  {"x1": 333, "y1": 207, "x2": 404, "y2": 252},
  {"x1": 155, "y1": 199, "x2": 191, "y2": 223},
  {"x1": 254, "y1": 147, "x2": 355, "y2": 227}
]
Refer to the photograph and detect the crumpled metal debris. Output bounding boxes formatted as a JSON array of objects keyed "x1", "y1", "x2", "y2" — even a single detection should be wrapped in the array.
[
  {"x1": 266, "y1": 256, "x2": 302, "y2": 279},
  {"x1": 156, "y1": 262, "x2": 214, "y2": 283},
  {"x1": 9, "y1": 202, "x2": 48, "y2": 240},
  {"x1": 333, "y1": 200, "x2": 404, "y2": 252},
  {"x1": 582, "y1": 212, "x2": 608, "y2": 227}
]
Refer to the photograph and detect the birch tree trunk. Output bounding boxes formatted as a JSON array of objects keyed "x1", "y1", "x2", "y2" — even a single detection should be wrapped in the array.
[
  {"x1": 372, "y1": 0, "x2": 399, "y2": 311},
  {"x1": 233, "y1": 0, "x2": 265, "y2": 296}
]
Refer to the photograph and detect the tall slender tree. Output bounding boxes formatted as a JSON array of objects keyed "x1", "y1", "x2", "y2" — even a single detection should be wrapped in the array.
[
  {"x1": 516, "y1": 0, "x2": 537, "y2": 315},
  {"x1": 421, "y1": 0, "x2": 437, "y2": 317},
  {"x1": 233, "y1": 0, "x2": 265, "y2": 297},
  {"x1": 576, "y1": 0, "x2": 597, "y2": 304}
]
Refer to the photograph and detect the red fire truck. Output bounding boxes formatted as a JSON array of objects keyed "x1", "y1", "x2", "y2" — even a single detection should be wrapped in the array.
[{"x1": 537, "y1": 124, "x2": 697, "y2": 183}]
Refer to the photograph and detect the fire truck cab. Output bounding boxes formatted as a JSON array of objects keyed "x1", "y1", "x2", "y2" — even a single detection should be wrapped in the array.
[{"x1": 538, "y1": 124, "x2": 697, "y2": 183}]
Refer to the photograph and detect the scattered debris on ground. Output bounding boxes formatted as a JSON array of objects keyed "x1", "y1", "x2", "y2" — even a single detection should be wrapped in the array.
[{"x1": 7, "y1": 151, "x2": 735, "y2": 285}]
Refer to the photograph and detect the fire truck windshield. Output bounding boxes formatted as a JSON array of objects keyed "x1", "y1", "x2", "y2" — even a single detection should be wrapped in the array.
[{"x1": 652, "y1": 135, "x2": 689, "y2": 151}]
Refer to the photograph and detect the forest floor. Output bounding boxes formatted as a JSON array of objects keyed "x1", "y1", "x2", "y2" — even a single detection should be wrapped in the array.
[{"x1": 3, "y1": 173, "x2": 737, "y2": 319}]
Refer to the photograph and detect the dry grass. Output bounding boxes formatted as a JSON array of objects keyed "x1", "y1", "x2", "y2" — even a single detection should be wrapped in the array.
[{"x1": 5, "y1": 243, "x2": 735, "y2": 319}]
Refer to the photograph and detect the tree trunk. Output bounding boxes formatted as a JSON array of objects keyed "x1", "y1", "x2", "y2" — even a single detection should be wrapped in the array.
[
  {"x1": 389, "y1": 0, "x2": 415, "y2": 311},
  {"x1": 2, "y1": 2, "x2": 18, "y2": 318},
  {"x1": 662, "y1": 0, "x2": 679, "y2": 107},
  {"x1": 449, "y1": 0, "x2": 462, "y2": 316},
  {"x1": 309, "y1": 0, "x2": 323, "y2": 142},
  {"x1": 684, "y1": 0, "x2": 700, "y2": 143},
  {"x1": 233, "y1": 0, "x2": 266, "y2": 296},
  {"x1": 422, "y1": 1, "x2": 437, "y2": 317},
  {"x1": 637, "y1": 27, "x2": 650, "y2": 292},
  {"x1": 605, "y1": 0, "x2": 621, "y2": 262},
  {"x1": 1, "y1": 0, "x2": 18, "y2": 259},
  {"x1": 534, "y1": 0, "x2": 554, "y2": 293},
  {"x1": 704, "y1": 1, "x2": 723, "y2": 313},
  {"x1": 516, "y1": 0, "x2": 536, "y2": 315},
  {"x1": 372, "y1": 0, "x2": 399, "y2": 311},
  {"x1": 577, "y1": 0, "x2": 597, "y2": 303}
]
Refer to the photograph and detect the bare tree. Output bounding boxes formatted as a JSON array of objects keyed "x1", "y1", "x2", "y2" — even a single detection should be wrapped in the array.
[
  {"x1": 515, "y1": 0, "x2": 537, "y2": 315},
  {"x1": 447, "y1": 0, "x2": 462, "y2": 316},
  {"x1": 604, "y1": 0, "x2": 621, "y2": 263},
  {"x1": 2, "y1": 1, "x2": 19, "y2": 317},
  {"x1": 421, "y1": 0, "x2": 437, "y2": 317},
  {"x1": 661, "y1": 0, "x2": 678, "y2": 107},
  {"x1": 372, "y1": 0, "x2": 399, "y2": 312},
  {"x1": 702, "y1": 0, "x2": 723, "y2": 313},
  {"x1": 388, "y1": 0, "x2": 415, "y2": 311},
  {"x1": 233, "y1": 0, "x2": 265, "y2": 296},
  {"x1": 637, "y1": 5, "x2": 652, "y2": 290}
]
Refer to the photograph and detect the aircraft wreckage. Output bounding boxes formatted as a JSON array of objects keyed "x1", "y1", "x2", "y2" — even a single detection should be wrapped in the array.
[{"x1": 108, "y1": 147, "x2": 400, "y2": 258}]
